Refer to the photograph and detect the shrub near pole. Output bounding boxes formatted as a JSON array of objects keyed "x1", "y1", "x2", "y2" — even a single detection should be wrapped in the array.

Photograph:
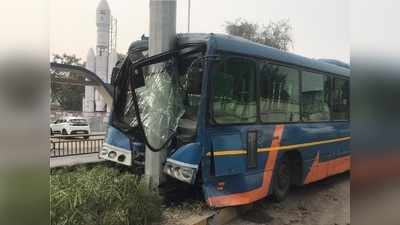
[{"x1": 50, "y1": 165, "x2": 162, "y2": 225}]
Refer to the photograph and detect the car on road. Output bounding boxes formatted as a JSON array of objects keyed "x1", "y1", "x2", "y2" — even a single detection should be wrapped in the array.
[{"x1": 50, "y1": 117, "x2": 90, "y2": 138}]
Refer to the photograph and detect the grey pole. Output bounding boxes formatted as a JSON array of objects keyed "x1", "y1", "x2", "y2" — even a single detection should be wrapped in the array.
[
  {"x1": 188, "y1": 0, "x2": 191, "y2": 33},
  {"x1": 146, "y1": 0, "x2": 177, "y2": 187}
]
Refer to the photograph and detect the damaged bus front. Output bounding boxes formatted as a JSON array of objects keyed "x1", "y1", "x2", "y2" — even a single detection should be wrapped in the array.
[{"x1": 100, "y1": 34, "x2": 209, "y2": 185}]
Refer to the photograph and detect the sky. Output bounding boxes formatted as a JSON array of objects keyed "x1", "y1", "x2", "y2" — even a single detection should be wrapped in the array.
[{"x1": 50, "y1": 0, "x2": 349, "y2": 63}]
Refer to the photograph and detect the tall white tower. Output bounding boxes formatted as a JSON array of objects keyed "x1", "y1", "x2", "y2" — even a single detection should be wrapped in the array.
[
  {"x1": 95, "y1": 0, "x2": 111, "y2": 112},
  {"x1": 83, "y1": 0, "x2": 118, "y2": 113}
]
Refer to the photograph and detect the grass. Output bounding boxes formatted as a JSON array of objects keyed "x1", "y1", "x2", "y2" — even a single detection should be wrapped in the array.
[{"x1": 50, "y1": 165, "x2": 162, "y2": 225}]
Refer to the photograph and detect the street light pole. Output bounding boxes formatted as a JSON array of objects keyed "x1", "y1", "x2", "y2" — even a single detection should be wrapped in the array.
[
  {"x1": 146, "y1": 0, "x2": 177, "y2": 187},
  {"x1": 187, "y1": 0, "x2": 191, "y2": 33}
]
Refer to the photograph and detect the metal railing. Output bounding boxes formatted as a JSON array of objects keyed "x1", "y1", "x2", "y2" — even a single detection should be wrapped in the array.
[{"x1": 50, "y1": 133, "x2": 105, "y2": 158}]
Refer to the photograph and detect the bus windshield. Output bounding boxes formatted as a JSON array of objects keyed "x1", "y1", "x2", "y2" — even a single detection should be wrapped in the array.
[{"x1": 114, "y1": 50, "x2": 204, "y2": 148}]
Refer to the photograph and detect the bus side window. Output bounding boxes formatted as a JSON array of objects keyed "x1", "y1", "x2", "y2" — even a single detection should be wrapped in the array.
[
  {"x1": 212, "y1": 57, "x2": 257, "y2": 124},
  {"x1": 301, "y1": 72, "x2": 331, "y2": 122},
  {"x1": 259, "y1": 63, "x2": 300, "y2": 122},
  {"x1": 332, "y1": 78, "x2": 349, "y2": 120}
]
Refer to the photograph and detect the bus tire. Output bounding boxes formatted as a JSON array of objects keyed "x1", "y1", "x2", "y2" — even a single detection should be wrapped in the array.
[{"x1": 272, "y1": 155, "x2": 291, "y2": 202}]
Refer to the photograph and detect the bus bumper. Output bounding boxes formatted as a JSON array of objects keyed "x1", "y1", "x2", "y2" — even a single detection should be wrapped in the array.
[{"x1": 100, "y1": 126, "x2": 144, "y2": 166}]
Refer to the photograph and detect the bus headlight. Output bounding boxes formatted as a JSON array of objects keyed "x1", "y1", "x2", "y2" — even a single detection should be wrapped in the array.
[
  {"x1": 163, "y1": 161, "x2": 196, "y2": 184},
  {"x1": 108, "y1": 151, "x2": 117, "y2": 159}
]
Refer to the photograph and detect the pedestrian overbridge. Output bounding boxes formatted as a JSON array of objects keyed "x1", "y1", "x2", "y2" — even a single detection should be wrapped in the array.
[{"x1": 50, "y1": 62, "x2": 113, "y2": 106}]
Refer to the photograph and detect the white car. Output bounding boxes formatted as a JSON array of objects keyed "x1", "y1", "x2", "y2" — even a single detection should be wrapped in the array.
[{"x1": 50, "y1": 117, "x2": 90, "y2": 138}]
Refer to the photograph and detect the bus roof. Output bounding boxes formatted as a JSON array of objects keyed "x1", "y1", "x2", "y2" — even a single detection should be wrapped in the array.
[{"x1": 177, "y1": 33, "x2": 350, "y2": 77}]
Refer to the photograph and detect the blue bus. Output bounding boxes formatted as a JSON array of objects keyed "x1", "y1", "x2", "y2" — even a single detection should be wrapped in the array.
[{"x1": 100, "y1": 33, "x2": 350, "y2": 207}]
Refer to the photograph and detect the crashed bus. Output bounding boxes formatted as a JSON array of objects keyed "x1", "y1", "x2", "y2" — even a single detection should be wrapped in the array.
[{"x1": 100, "y1": 33, "x2": 350, "y2": 208}]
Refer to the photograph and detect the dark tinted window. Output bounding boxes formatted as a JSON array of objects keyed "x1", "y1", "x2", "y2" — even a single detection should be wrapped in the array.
[
  {"x1": 259, "y1": 64, "x2": 300, "y2": 122},
  {"x1": 301, "y1": 72, "x2": 331, "y2": 121},
  {"x1": 212, "y1": 57, "x2": 257, "y2": 124},
  {"x1": 332, "y1": 78, "x2": 349, "y2": 120}
]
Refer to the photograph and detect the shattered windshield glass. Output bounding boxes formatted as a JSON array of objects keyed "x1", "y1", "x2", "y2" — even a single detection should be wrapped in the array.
[
  {"x1": 116, "y1": 49, "x2": 204, "y2": 149},
  {"x1": 124, "y1": 60, "x2": 184, "y2": 146}
]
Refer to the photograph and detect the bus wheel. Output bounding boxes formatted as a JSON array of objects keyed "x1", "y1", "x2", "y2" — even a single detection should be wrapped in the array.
[{"x1": 272, "y1": 155, "x2": 291, "y2": 202}]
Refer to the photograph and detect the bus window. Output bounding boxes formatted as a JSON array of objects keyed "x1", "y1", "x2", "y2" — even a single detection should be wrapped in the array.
[
  {"x1": 177, "y1": 55, "x2": 204, "y2": 143},
  {"x1": 212, "y1": 57, "x2": 257, "y2": 124},
  {"x1": 332, "y1": 78, "x2": 349, "y2": 120},
  {"x1": 180, "y1": 56, "x2": 203, "y2": 122},
  {"x1": 301, "y1": 72, "x2": 331, "y2": 121},
  {"x1": 259, "y1": 64, "x2": 300, "y2": 122}
]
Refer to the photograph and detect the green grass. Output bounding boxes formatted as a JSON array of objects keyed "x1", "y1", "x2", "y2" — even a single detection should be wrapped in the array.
[{"x1": 50, "y1": 165, "x2": 162, "y2": 225}]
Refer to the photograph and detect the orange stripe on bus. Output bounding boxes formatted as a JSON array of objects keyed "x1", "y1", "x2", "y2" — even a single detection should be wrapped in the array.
[
  {"x1": 304, "y1": 153, "x2": 351, "y2": 184},
  {"x1": 207, "y1": 125, "x2": 285, "y2": 207}
]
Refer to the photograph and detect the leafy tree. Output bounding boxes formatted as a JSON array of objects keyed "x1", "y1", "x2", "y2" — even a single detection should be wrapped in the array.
[
  {"x1": 225, "y1": 18, "x2": 294, "y2": 51},
  {"x1": 53, "y1": 53, "x2": 85, "y2": 66},
  {"x1": 51, "y1": 54, "x2": 85, "y2": 111}
]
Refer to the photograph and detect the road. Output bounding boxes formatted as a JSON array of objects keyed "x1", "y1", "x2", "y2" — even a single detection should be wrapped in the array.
[{"x1": 227, "y1": 173, "x2": 350, "y2": 225}]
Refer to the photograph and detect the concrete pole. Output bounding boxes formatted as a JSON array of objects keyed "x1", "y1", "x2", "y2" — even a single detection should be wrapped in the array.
[
  {"x1": 188, "y1": 0, "x2": 191, "y2": 33},
  {"x1": 145, "y1": 0, "x2": 177, "y2": 187}
]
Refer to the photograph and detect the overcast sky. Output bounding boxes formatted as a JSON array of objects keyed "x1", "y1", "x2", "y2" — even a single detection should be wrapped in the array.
[{"x1": 50, "y1": 0, "x2": 349, "y2": 63}]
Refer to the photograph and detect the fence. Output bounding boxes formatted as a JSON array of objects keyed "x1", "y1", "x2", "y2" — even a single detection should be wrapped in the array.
[{"x1": 50, "y1": 133, "x2": 105, "y2": 158}]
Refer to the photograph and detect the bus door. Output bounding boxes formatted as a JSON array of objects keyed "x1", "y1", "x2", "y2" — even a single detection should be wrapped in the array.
[{"x1": 332, "y1": 77, "x2": 350, "y2": 158}]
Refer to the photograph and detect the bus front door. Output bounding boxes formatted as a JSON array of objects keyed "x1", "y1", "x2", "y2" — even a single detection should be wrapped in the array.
[{"x1": 203, "y1": 124, "x2": 283, "y2": 207}]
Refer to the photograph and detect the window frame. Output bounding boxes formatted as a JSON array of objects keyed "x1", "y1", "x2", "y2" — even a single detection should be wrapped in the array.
[
  {"x1": 209, "y1": 54, "x2": 259, "y2": 126},
  {"x1": 207, "y1": 50, "x2": 350, "y2": 126},
  {"x1": 331, "y1": 77, "x2": 350, "y2": 122},
  {"x1": 300, "y1": 70, "x2": 332, "y2": 123},
  {"x1": 258, "y1": 61, "x2": 302, "y2": 124},
  {"x1": 257, "y1": 60, "x2": 349, "y2": 124}
]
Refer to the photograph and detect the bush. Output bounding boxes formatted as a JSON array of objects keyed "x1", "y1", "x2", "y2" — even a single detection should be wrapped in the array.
[{"x1": 50, "y1": 165, "x2": 162, "y2": 225}]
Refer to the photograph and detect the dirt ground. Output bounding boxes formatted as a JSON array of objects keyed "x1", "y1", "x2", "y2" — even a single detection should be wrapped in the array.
[
  {"x1": 160, "y1": 173, "x2": 349, "y2": 225},
  {"x1": 228, "y1": 173, "x2": 350, "y2": 225}
]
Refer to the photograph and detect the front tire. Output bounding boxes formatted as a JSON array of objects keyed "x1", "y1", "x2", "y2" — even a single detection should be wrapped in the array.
[
  {"x1": 62, "y1": 129, "x2": 68, "y2": 136},
  {"x1": 272, "y1": 155, "x2": 291, "y2": 202}
]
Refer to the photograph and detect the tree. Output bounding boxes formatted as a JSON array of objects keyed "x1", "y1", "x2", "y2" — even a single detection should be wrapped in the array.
[
  {"x1": 225, "y1": 18, "x2": 293, "y2": 51},
  {"x1": 51, "y1": 54, "x2": 85, "y2": 111}
]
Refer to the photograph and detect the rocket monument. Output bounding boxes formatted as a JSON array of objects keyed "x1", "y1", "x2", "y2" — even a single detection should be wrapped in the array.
[{"x1": 83, "y1": 0, "x2": 118, "y2": 113}]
